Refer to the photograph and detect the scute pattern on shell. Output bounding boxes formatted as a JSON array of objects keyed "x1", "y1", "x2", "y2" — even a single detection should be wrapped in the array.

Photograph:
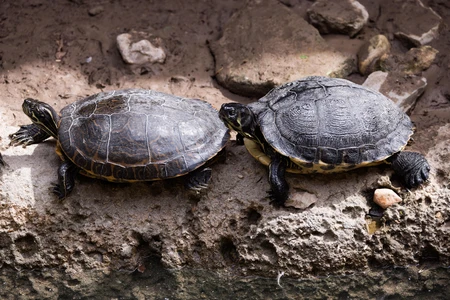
[
  {"x1": 58, "y1": 89, "x2": 229, "y2": 181},
  {"x1": 248, "y1": 76, "x2": 413, "y2": 167}
]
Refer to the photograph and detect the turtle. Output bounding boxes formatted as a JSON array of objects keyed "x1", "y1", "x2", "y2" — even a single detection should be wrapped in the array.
[
  {"x1": 219, "y1": 76, "x2": 430, "y2": 206},
  {"x1": 9, "y1": 89, "x2": 230, "y2": 199}
]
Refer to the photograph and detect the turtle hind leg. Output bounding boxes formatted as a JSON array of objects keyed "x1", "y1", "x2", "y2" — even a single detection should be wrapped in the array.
[
  {"x1": 268, "y1": 155, "x2": 289, "y2": 207},
  {"x1": 389, "y1": 151, "x2": 430, "y2": 188},
  {"x1": 53, "y1": 161, "x2": 79, "y2": 200},
  {"x1": 9, "y1": 124, "x2": 51, "y2": 147},
  {"x1": 185, "y1": 167, "x2": 212, "y2": 191}
]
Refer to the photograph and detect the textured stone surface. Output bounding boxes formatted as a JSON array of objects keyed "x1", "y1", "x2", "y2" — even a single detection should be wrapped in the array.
[
  {"x1": 377, "y1": 0, "x2": 442, "y2": 46},
  {"x1": 307, "y1": 0, "x2": 369, "y2": 37},
  {"x1": 363, "y1": 71, "x2": 427, "y2": 113},
  {"x1": 210, "y1": 0, "x2": 355, "y2": 97}
]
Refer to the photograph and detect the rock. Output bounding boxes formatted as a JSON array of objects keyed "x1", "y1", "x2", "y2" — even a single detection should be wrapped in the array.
[
  {"x1": 363, "y1": 71, "x2": 427, "y2": 113},
  {"x1": 366, "y1": 217, "x2": 382, "y2": 235},
  {"x1": 210, "y1": 0, "x2": 355, "y2": 97},
  {"x1": 88, "y1": 6, "x2": 104, "y2": 16},
  {"x1": 307, "y1": 0, "x2": 369, "y2": 37},
  {"x1": 357, "y1": 35, "x2": 391, "y2": 75},
  {"x1": 116, "y1": 33, "x2": 166, "y2": 65},
  {"x1": 391, "y1": 0, "x2": 442, "y2": 46},
  {"x1": 373, "y1": 188, "x2": 402, "y2": 209},
  {"x1": 399, "y1": 46, "x2": 439, "y2": 75}
]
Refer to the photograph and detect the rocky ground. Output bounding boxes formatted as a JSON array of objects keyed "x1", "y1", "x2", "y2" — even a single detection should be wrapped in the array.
[{"x1": 0, "y1": 0, "x2": 449, "y2": 298}]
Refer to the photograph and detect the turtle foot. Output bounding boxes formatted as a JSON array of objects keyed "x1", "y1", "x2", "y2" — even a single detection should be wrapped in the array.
[
  {"x1": 9, "y1": 124, "x2": 51, "y2": 147},
  {"x1": 390, "y1": 151, "x2": 430, "y2": 188},
  {"x1": 185, "y1": 168, "x2": 212, "y2": 191},
  {"x1": 268, "y1": 155, "x2": 289, "y2": 207},
  {"x1": 52, "y1": 184, "x2": 67, "y2": 200},
  {"x1": 267, "y1": 189, "x2": 289, "y2": 207}
]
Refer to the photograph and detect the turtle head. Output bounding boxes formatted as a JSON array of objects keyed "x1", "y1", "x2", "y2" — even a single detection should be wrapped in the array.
[
  {"x1": 22, "y1": 98, "x2": 60, "y2": 138},
  {"x1": 219, "y1": 103, "x2": 258, "y2": 140}
]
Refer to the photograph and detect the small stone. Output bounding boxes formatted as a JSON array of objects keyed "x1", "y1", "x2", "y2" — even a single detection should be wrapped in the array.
[
  {"x1": 88, "y1": 6, "x2": 104, "y2": 16},
  {"x1": 237, "y1": 174, "x2": 244, "y2": 179},
  {"x1": 357, "y1": 35, "x2": 391, "y2": 75},
  {"x1": 373, "y1": 188, "x2": 402, "y2": 209},
  {"x1": 307, "y1": 0, "x2": 369, "y2": 37},
  {"x1": 117, "y1": 33, "x2": 166, "y2": 65},
  {"x1": 400, "y1": 46, "x2": 439, "y2": 75},
  {"x1": 366, "y1": 217, "x2": 382, "y2": 235}
]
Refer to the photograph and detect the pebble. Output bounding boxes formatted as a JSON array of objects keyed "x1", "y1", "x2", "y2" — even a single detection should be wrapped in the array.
[
  {"x1": 88, "y1": 6, "x2": 104, "y2": 16},
  {"x1": 373, "y1": 188, "x2": 402, "y2": 209},
  {"x1": 116, "y1": 33, "x2": 166, "y2": 65}
]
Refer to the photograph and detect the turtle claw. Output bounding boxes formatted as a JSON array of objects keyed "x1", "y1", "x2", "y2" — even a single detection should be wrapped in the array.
[
  {"x1": 9, "y1": 124, "x2": 51, "y2": 147},
  {"x1": 9, "y1": 126, "x2": 35, "y2": 147},
  {"x1": 52, "y1": 184, "x2": 67, "y2": 200},
  {"x1": 405, "y1": 163, "x2": 430, "y2": 188},
  {"x1": 266, "y1": 189, "x2": 288, "y2": 207},
  {"x1": 185, "y1": 168, "x2": 212, "y2": 191},
  {"x1": 390, "y1": 151, "x2": 430, "y2": 189}
]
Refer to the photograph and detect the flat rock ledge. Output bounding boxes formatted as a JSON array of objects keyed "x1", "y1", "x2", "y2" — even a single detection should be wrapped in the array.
[{"x1": 210, "y1": 0, "x2": 355, "y2": 97}]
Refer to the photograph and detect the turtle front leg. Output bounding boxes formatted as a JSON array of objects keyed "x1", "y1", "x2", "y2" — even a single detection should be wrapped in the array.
[
  {"x1": 9, "y1": 124, "x2": 51, "y2": 147},
  {"x1": 53, "y1": 160, "x2": 79, "y2": 200},
  {"x1": 389, "y1": 151, "x2": 430, "y2": 188},
  {"x1": 268, "y1": 154, "x2": 289, "y2": 207}
]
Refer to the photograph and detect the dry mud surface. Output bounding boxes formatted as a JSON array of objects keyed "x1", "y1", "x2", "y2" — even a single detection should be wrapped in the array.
[{"x1": 0, "y1": 0, "x2": 450, "y2": 298}]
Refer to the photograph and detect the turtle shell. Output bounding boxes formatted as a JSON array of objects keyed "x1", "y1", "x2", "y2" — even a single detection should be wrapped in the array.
[
  {"x1": 58, "y1": 89, "x2": 229, "y2": 182},
  {"x1": 248, "y1": 76, "x2": 414, "y2": 173}
]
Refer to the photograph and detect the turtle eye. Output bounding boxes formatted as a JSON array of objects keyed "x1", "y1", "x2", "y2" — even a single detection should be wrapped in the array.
[{"x1": 228, "y1": 109, "x2": 237, "y2": 119}]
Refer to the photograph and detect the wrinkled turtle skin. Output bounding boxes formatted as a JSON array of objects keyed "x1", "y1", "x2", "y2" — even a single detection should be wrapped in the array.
[
  {"x1": 10, "y1": 89, "x2": 229, "y2": 199},
  {"x1": 219, "y1": 76, "x2": 430, "y2": 206}
]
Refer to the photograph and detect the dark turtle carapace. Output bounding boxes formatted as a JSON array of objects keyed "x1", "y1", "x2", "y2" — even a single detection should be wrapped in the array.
[
  {"x1": 10, "y1": 89, "x2": 229, "y2": 199},
  {"x1": 219, "y1": 76, "x2": 430, "y2": 206}
]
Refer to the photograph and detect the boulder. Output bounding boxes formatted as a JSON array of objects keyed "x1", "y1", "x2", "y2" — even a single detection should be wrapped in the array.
[
  {"x1": 210, "y1": 0, "x2": 355, "y2": 97},
  {"x1": 379, "y1": 0, "x2": 442, "y2": 46},
  {"x1": 307, "y1": 0, "x2": 369, "y2": 37}
]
